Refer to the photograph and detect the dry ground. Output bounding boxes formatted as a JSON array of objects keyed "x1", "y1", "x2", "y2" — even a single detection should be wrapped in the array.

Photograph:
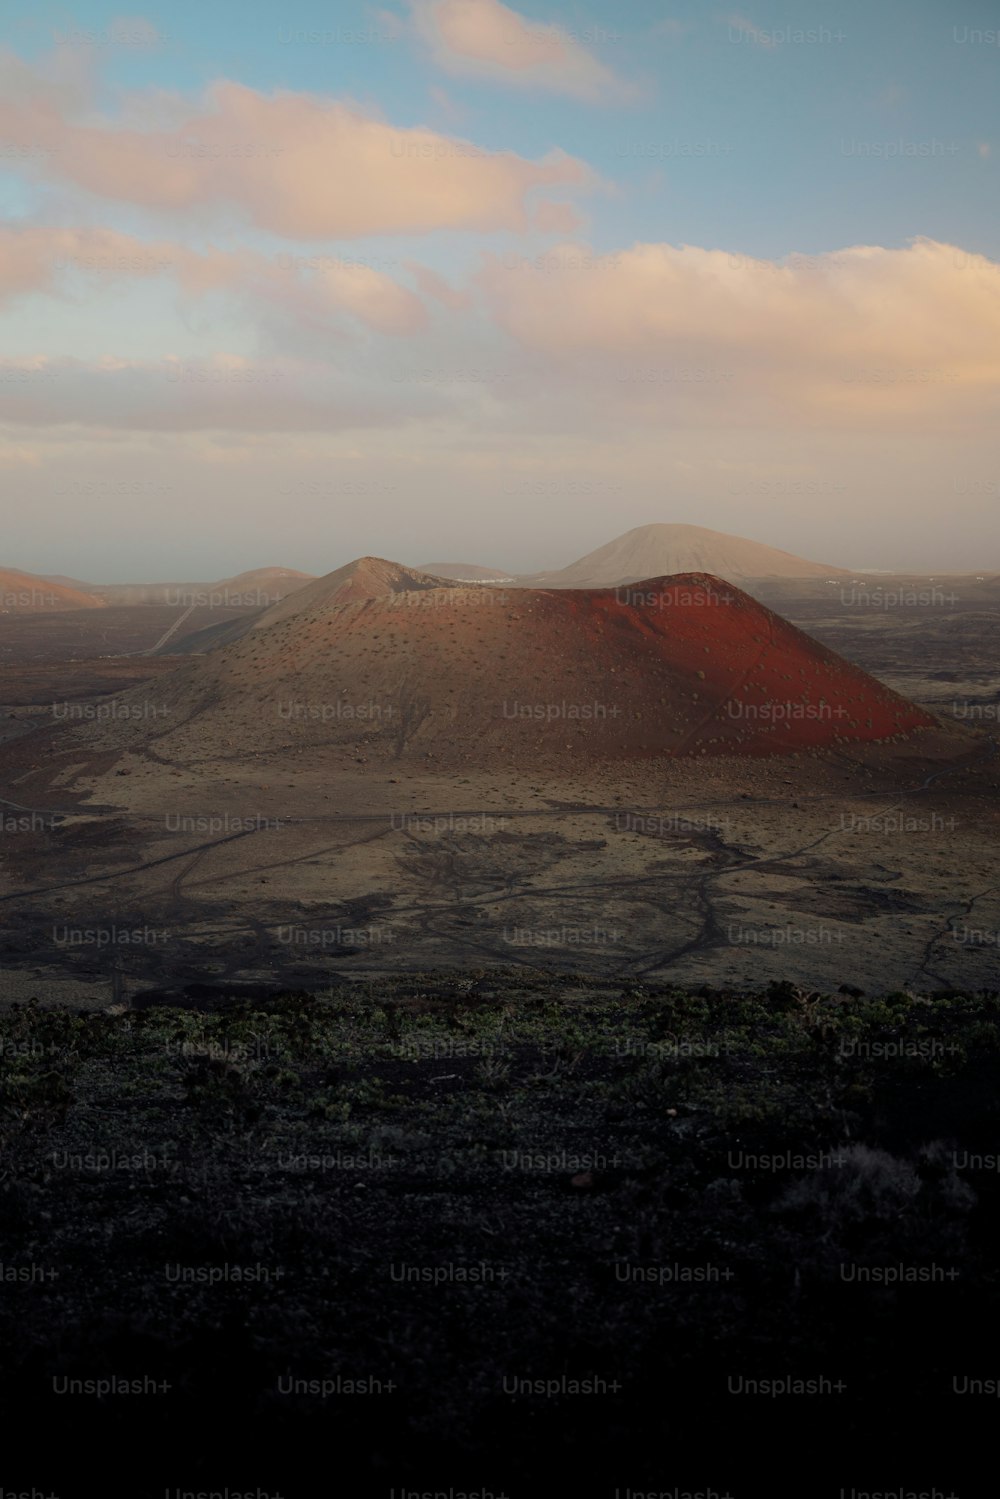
[
  {"x1": 2, "y1": 579, "x2": 998, "y2": 1008},
  {"x1": 1, "y1": 720, "x2": 997, "y2": 1008}
]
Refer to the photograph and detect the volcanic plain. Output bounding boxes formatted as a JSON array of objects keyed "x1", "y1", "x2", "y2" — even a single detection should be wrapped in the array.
[{"x1": 1, "y1": 560, "x2": 997, "y2": 1009}]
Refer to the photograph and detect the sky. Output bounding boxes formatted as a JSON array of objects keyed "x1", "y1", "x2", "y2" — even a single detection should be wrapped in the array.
[{"x1": 0, "y1": 0, "x2": 998, "y2": 580}]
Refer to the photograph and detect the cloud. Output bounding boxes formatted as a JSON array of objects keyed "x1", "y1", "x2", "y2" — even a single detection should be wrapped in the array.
[
  {"x1": 477, "y1": 238, "x2": 1000, "y2": 431},
  {"x1": 532, "y1": 198, "x2": 584, "y2": 233},
  {"x1": 0, "y1": 225, "x2": 428, "y2": 336},
  {"x1": 263, "y1": 252, "x2": 429, "y2": 335},
  {"x1": 6, "y1": 225, "x2": 998, "y2": 442},
  {"x1": 0, "y1": 47, "x2": 592, "y2": 238},
  {"x1": 427, "y1": 84, "x2": 464, "y2": 123},
  {"x1": 409, "y1": 0, "x2": 634, "y2": 101},
  {"x1": 404, "y1": 261, "x2": 471, "y2": 310},
  {"x1": 0, "y1": 37, "x2": 94, "y2": 112},
  {"x1": 0, "y1": 353, "x2": 453, "y2": 433},
  {"x1": 0, "y1": 226, "x2": 221, "y2": 303},
  {"x1": 0, "y1": 439, "x2": 41, "y2": 469}
]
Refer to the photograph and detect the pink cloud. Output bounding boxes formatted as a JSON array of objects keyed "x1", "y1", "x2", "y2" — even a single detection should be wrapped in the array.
[
  {"x1": 0, "y1": 353, "x2": 450, "y2": 432},
  {"x1": 532, "y1": 199, "x2": 584, "y2": 234},
  {"x1": 477, "y1": 238, "x2": 1000, "y2": 430},
  {"x1": 0, "y1": 49, "x2": 592, "y2": 238},
  {"x1": 404, "y1": 261, "x2": 471, "y2": 310},
  {"x1": 0, "y1": 226, "x2": 427, "y2": 336},
  {"x1": 409, "y1": 0, "x2": 635, "y2": 101}
]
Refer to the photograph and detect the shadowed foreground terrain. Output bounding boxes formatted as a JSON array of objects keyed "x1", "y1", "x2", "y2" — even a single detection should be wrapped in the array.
[{"x1": 1, "y1": 972, "x2": 997, "y2": 1490}]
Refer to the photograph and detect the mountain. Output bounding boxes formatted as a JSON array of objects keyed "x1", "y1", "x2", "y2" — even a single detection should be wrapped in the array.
[
  {"x1": 209, "y1": 567, "x2": 315, "y2": 600},
  {"x1": 78, "y1": 564, "x2": 934, "y2": 767},
  {"x1": 40, "y1": 573, "x2": 101, "y2": 592},
  {"x1": 159, "y1": 557, "x2": 452, "y2": 654},
  {"x1": 418, "y1": 563, "x2": 514, "y2": 582},
  {"x1": 43, "y1": 566, "x2": 316, "y2": 609},
  {"x1": 522, "y1": 524, "x2": 848, "y2": 588},
  {"x1": 0, "y1": 568, "x2": 105, "y2": 611}
]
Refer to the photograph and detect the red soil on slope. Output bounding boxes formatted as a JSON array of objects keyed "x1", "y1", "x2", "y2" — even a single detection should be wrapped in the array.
[{"x1": 77, "y1": 567, "x2": 936, "y2": 767}]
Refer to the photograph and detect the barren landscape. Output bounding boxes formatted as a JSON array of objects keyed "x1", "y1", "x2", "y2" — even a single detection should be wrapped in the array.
[
  {"x1": 1, "y1": 557, "x2": 997, "y2": 1012},
  {"x1": 2, "y1": 2, "x2": 998, "y2": 1482}
]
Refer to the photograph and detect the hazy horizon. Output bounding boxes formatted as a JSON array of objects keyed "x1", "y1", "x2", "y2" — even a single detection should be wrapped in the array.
[{"x1": 7, "y1": 519, "x2": 999, "y2": 586}]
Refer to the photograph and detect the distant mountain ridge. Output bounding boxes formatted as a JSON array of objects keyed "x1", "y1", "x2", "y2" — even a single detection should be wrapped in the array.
[
  {"x1": 0, "y1": 568, "x2": 105, "y2": 611},
  {"x1": 520, "y1": 524, "x2": 848, "y2": 588},
  {"x1": 159, "y1": 557, "x2": 449, "y2": 654},
  {"x1": 40, "y1": 567, "x2": 315, "y2": 609},
  {"x1": 418, "y1": 562, "x2": 514, "y2": 582}
]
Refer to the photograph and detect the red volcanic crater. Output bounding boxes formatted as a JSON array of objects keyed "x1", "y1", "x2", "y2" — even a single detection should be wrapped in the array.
[{"x1": 74, "y1": 564, "x2": 936, "y2": 766}]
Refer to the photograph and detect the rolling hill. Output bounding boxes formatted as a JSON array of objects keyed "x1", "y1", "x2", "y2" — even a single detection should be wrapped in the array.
[
  {"x1": 522, "y1": 524, "x2": 848, "y2": 588},
  {"x1": 159, "y1": 558, "x2": 450, "y2": 654},
  {"x1": 0, "y1": 569, "x2": 105, "y2": 611},
  {"x1": 418, "y1": 563, "x2": 514, "y2": 582}
]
